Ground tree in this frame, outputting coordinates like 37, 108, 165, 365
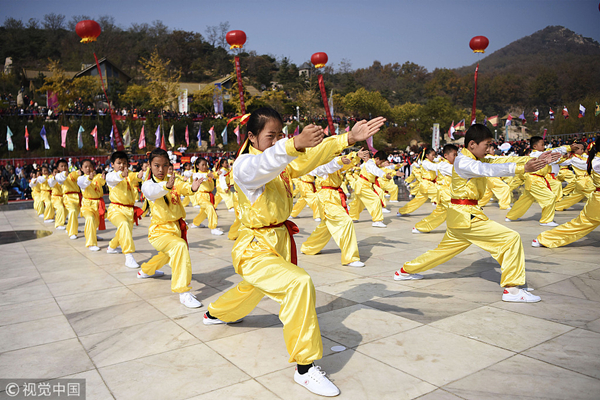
343, 88, 392, 118
37, 60, 75, 115
42, 13, 66, 31
120, 84, 151, 109
139, 48, 181, 111
71, 76, 102, 107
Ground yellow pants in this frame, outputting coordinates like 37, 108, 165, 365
508, 175, 525, 192
404, 218, 526, 287
349, 179, 383, 222
181, 195, 190, 207
107, 204, 135, 254
538, 192, 600, 248
301, 189, 360, 264
379, 179, 399, 202
479, 177, 512, 209
41, 191, 54, 221
33, 193, 44, 216
557, 168, 575, 183
415, 186, 450, 233
214, 187, 234, 210
51, 196, 66, 227
228, 193, 241, 241
208, 225, 322, 365
192, 193, 217, 229
549, 176, 562, 202
141, 222, 191, 293
63, 194, 80, 237
398, 180, 437, 215
81, 198, 100, 247
291, 181, 322, 219
555, 176, 594, 211
506, 178, 556, 223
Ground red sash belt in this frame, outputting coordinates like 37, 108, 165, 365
111, 201, 144, 226
85, 197, 106, 230
52, 194, 63, 197
262, 220, 300, 265
301, 180, 316, 193
322, 186, 348, 213
596, 188, 600, 192
199, 190, 215, 206
531, 174, 552, 190
423, 178, 437, 183
360, 175, 385, 207
178, 218, 188, 247
64, 191, 83, 207
451, 199, 478, 206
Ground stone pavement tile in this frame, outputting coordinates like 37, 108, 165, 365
443, 354, 600, 400
256, 290, 357, 316
317, 276, 416, 304
0, 274, 45, 292
583, 317, 600, 334
0, 315, 76, 353
0, 298, 62, 326
257, 350, 436, 400
80, 319, 200, 368
492, 291, 600, 329
578, 267, 600, 281
0, 338, 94, 379
300, 262, 362, 287
430, 306, 574, 352
46, 273, 124, 297
186, 379, 280, 400
40, 265, 108, 283
0, 283, 53, 307
318, 304, 422, 348
540, 276, 600, 302
98, 344, 249, 400
60, 369, 114, 400
127, 276, 180, 299
542, 245, 600, 264
523, 328, 600, 379
415, 389, 464, 400
364, 289, 482, 324
65, 300, 167, 336
146, 285, 222, 319
357, 325, 514, 387
524, 256, 599, 276
420, 276, 506, 305
33, 254, 100, 273
55, 286, 142, 314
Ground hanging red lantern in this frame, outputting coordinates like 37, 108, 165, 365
75, 20, 102, 43
311, 52, 328, 69
469, 36, 489, 53
226, 30, 247, 49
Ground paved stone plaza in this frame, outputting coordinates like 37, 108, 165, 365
0, 197, 599, 399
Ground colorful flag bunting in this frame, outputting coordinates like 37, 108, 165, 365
25, 126, 29, 151
197, 123, 202, 143
366, 135, 376, 154
6, 126, 14, 151
579, 104, 586, 118
455, 119, 465, 131
549, 109, 555, 121
90, 126, 98, 149
533, 109, 539, 123
209, 126, 215, 146
595, 102, 599, 117
221, 126, 228, 145
185, 126, 189, 146
168, 125, 175, 147
123, 127, 131, 148
154, 126, 161, 147
448, 121, 455, 140
110, 126, 115, 150
138, 126, 146, 149
488, 115, 499, 127
40, 126, 50, 149
61, 126, 69, 148
234, 125, 240, 145
505, 115, 512, 127
294, 125, 300, 136
77, 126, 84, 149
562, 106, 569, 119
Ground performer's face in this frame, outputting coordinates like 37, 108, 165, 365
113, 158, 128, 173
150, 156, 170, 180
444, 150, 458, 165
57, 162, 68, 172
468, 138, 492, 159
249, 119, 284, 152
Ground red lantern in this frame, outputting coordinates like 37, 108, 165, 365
469, 36, 489, 53
76, 20, 101, 43
311, 52, 328, 69
226, 30, 247, 49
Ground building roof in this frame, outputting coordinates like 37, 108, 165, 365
299, 62, 312, 70
22, 69, 78, 80
74, 57, 131, 81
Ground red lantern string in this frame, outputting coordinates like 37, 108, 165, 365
317, 75, 335, 135
92, 53, 124, 151
234, 56, 246, 115
471, 63, 479, 125
226, 30, 247, 115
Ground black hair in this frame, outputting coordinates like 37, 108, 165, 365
530, 136, 544, 148
147, 148, 171, 205
111, 151, 129, 164
194, 157, 208, 168
373, 150, 388, 161
464, 124, 493, 148
424, 148, 436, 157
81, 159, 95, 168
243, 107, 284, 154
442, 144, 459, 155
56, 159, 68, 168
587, 136, 599, 175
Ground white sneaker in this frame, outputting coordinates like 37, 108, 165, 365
211, 228, 224, 236
56, 226, 66, 230
88, 246, 100, 252
44, 219, 54, 223
294, 365, 340, 397
382, 208, 391, 214
180, 292, 203, 308
394, 270, 424, 280
372, 221, 386, 228
194, 205, 201, 208
385, 194, 390, 198
389, 200, 399, 203
397, 212, 405, 217
125, 254, 140, 269
432, 202, 437, 207
96, 236, 104, 241
69, 235, 78, 240
199, 223, 207, 228
202, 312, 243, 325
107, 246, 122, 254
188, 223, 198, 229
502, 288, 541, 303
540, 221, 559, 227
504, 218, 521, 222
228, 208, 235, 212
314, 218, 322, 222
345, 261, 365, 268
39, 214, 44, 218
137, 270, 165, 279
288, 216, 294, 220
412, 227, 421, 234
531, 239, 544, 248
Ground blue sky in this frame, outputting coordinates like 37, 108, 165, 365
2, 0, 599, 72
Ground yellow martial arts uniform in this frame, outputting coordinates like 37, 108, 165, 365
49, 175, 65, 228
555, 154, 594, 211
214, 167, 235, 210
557, 165, 575, 198
57, 171, 82, 237
397, 159, 439, 215
38, 175, 55, 221
106, 171, 141, 254
140, 176, 196, 293
405, 165, 421, 196
537, 155, 600, 248
227, 191, 241, 240
414, 158, 453, 233
192, 172, 218, 229
379, 166, 399, 203
403, 148, 530, 287
301, 154, 360, 265
478, 176, 512, 209
78, 174, 106, 248
30, 178, 44, 216
208, 134, 349, 365
349, 159, 385, 222
290, 174, 322, 219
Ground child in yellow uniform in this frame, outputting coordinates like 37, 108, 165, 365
48, 166, 66, 229
29, 171, 44, 217
555, 144, 594, 211
349, 151, 391, 226
37, 166, 55, 223
397, 149, 439, 216
478, 144, 513, 210
188, 158, 222, 235
77, 160, 106, 251
301, 150, 365, 267
205, 108, 385, 397
533, 140, 599, 248
379, 162, 401, 204
55, 161, 82, 239
106, 151, 145, 269
394, 124, 560, 303
137, 149, 203, 308
214, 159, 235, 211
290, 173, 323, 221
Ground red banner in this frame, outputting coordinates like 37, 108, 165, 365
234, 56, 246, 115
317, 75, 335, 135
93, 53, 125, 151
471, 63, 479, 125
